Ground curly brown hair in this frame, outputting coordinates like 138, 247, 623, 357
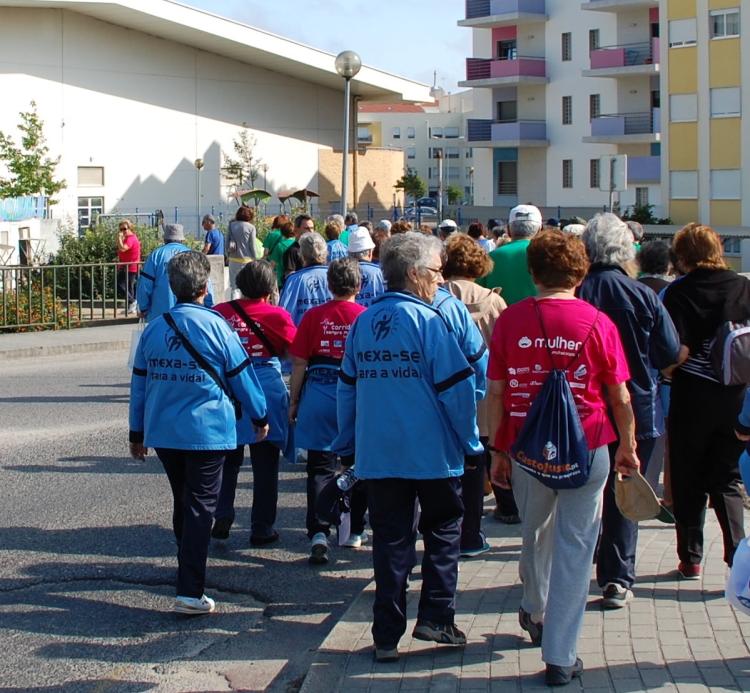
527, 230, 589, 289
236, 206, 255, 223
672, 222, 727, 271
443, 233, 492, 280
391, 220, 412, 234
271, 214, 290, 230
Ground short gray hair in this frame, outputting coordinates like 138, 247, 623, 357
299, 231, 328, 265
168, 251, 210, 302
348, 249, 371, 261
509, 219, 540, 239
326, 214, 345, 231
380, 231, 443, 291
583, 213, 636, 266
328, 258, 361, 297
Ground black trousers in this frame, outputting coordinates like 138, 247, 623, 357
216, 441, 280, 539
481, 437, 518, 517
367, 477, 463, 648
461, 452, 486, 551
307, 450, 368, 538
156, 448, 225, 598
117, 268, 137, 303
668, 373, 746, 566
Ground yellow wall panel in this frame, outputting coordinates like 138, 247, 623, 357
669, 47, 698, 92
709, 39, 741, 87
669, 200, 700, 225
710, 119, 741, 168
710, 0, 741, 9
710, 201, 741, 226
669, 123, 698, 169
727, 256, 741, 271
668, 0, 696, 19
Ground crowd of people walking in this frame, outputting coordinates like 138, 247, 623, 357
127, 204, 750, 686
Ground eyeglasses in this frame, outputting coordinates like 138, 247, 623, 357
424, 265, 444, 277
119, 226, 128, 231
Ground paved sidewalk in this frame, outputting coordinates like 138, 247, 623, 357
301, 502, 750, 692
0, 322, 135, 359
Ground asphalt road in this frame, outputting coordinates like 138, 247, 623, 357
0, 351, 374, 692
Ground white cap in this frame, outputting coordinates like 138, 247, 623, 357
375, 219, 392, 232
438, 219, 458, 231
509, 204, 542, 226
348, 227, 375, 253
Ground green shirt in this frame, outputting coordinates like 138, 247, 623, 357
478, 239, 537, 305
268, 237, 295, 287
263, 229, 281, 251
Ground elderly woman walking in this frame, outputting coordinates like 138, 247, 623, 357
334, 232, 482, 663
488, 230, 637, 685
279, 232, 332, 325
129, 251, 268, 614
663, 223, 750, 577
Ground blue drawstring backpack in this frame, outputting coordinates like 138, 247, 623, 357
511, 302, 599, 490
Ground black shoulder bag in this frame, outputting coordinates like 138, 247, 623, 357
163, 312, 242, 419
229, 300, 280, 357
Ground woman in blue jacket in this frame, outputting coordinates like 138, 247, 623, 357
129, 251, 268, 615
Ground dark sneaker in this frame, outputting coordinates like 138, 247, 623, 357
678, 562, 702, 580
518, 607, 543, 645
460, 541, 491, 558
493, 508, 521, 524
545, 658, 583, 686
412, 620, 466, 645
211, 517, 233, 540
601, 582, 633, 609
374, 646, 399, 662
250, 531, 279, 547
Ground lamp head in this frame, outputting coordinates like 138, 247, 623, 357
335, 50, 362, 79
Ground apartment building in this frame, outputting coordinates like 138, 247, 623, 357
662, 1, 746, 229
357, 91, 475, 203
459, 0, 661, 216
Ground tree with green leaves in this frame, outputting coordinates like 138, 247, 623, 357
445, 185, 463, 206
394, 168, 426, 208
0, 101, 66, 203
223, 123, 263, 192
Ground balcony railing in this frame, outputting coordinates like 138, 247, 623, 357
465, 0, 546, 20
468, 118, 547, 143
465, 56, 546, 81
591, 110, 660, 137
589, 38, 659, 69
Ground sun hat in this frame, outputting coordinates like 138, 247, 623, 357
347, 227, 375, 253
163, 223, 185, 241
615, 469, 674, 523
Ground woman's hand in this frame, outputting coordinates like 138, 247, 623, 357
130, 442, 148, 461
490, 451, 512, 489
614, 444, 640, 476
255, 424, 270, 442
288, 401, 298, 423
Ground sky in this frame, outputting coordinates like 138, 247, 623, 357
181, 0, 470, 93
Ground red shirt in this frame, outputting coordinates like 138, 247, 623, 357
487, 297, 630, 452
289, 300, 365, 361
117, 233, 141, 272
214, 299, 297, 358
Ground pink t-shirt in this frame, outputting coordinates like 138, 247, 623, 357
213, 299, 297, 358
289, 300, 365, 361
117, 233, 141, 272
487, 297, 630, 452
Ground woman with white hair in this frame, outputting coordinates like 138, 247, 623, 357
279, 231, 331, 325
579, 213, 682, 608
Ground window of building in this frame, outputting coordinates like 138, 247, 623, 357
78, 197, 104, 229
562, 32, 572, 61
497, 39, 517, 61
497, 100, 518, 122
635, 187, 649, 208
562, 159, 573, 188
445, 147, 460, 159
392, 127, 401, 139
357, 126, 372, 143
589, 94, 601, 121
711, 169, 741, 199
466, 148, 473, 159
428, 167, 437, 179
429, 147, 443, 158
406, 126, 415, 139
724, 237, 741, 254
562, 96, 572, 125
430, 127, 443, 138
670, 171, 698, 199
446, 166, 460, 178
711, 87, 741, 117
77, 166, 104, 187
406, 146, 416, 160
444, 126, 460, 138
590, 159, 600, 189
669, 93, 698, 122
668, 18, 697, 47
497, 161, 518, 195
710, 9, 740, 39
589, 29, 600, 52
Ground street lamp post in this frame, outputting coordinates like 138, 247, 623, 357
436, 149, 444, 221
194, 158, 204, 235
469, 166, 475, 206
335, 50, 362, 217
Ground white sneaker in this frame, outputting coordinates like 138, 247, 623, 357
174, 594, 216, 615
341, 530, 369, 548
310, 532, 329, 565
128, 301, 138, 315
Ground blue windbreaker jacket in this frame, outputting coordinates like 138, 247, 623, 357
333, 291, 482, 479
356, 261, 387, 308
129, 303, 267, 450
136, 243, 214, 321
279, 264, 332, 325
433, 286, 488, 401
327, 239, 348, 262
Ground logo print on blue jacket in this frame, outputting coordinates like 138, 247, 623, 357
166, 332, 182, 352
306, 277, 323, 293
372, 310, 395, 342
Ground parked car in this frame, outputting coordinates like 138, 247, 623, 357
404, 206, 438, 221
415, 197, 437, 208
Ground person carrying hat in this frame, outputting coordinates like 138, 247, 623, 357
347, 226, 386, 308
